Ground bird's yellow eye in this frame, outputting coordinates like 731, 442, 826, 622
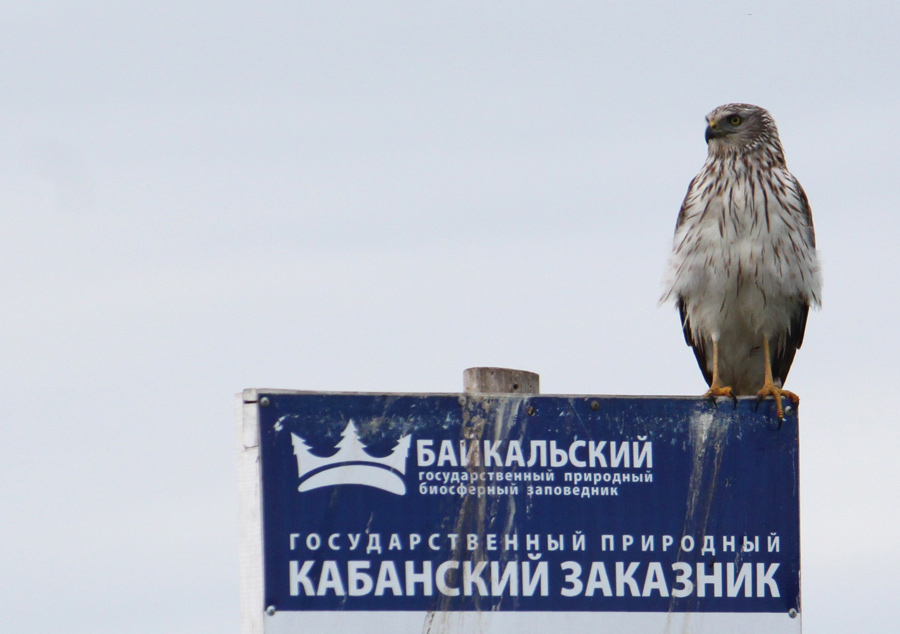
729, 115, 742, 126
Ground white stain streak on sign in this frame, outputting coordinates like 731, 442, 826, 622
237, 369, 802, 634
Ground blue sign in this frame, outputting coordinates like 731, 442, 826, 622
255, 393, 800, 627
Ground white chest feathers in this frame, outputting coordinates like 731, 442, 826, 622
663, 159, 821, 339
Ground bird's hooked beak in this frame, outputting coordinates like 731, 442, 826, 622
705, 119, 725, 143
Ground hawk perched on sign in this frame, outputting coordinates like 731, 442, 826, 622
662, 104, 821, 418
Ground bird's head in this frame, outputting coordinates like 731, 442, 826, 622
705, 103, 783, 158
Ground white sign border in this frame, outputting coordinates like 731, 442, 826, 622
264, 610, 800, 634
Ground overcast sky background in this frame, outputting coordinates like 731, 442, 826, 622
2, 2, 898, 632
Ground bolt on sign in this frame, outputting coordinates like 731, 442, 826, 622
237, 390, 801, 633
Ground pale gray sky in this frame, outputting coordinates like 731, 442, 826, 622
1, 2, 898, 632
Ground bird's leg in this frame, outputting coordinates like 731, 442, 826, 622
703, 338, 734, 400
756, 337, 799, 420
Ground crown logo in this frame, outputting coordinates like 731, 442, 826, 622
290, 421, 412, 495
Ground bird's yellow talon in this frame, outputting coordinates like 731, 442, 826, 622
756, 382, 799, 419
704, 385, 734, 399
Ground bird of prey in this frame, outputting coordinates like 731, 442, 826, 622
662, 104, 821, 419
